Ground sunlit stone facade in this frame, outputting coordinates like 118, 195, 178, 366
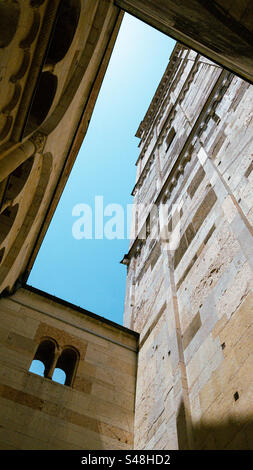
122, 43, 253, 450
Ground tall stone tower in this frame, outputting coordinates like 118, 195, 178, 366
122, 43, 253, 450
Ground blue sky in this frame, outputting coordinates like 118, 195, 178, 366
28, 13, 175, 326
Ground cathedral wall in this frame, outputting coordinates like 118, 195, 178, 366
0, 287, 138, 449
125, 46, 253, 449
180, 73, 253, 450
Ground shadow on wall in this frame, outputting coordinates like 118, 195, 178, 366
176, 401, 253, 450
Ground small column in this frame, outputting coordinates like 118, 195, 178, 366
46, 349, 61, 380
0, 132, 46, 182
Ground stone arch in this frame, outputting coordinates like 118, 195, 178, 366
0, 2, 21, 48
46, 0, 81, 65
30, 337, 58, 377
10, 50, 30, 83
54, 346, 79, 386
40, 1, 110, 135
0, 116, 13, 142
3, 155, 35, 204
0, 248, 5, 264
0, 204, 19, 245
0, 152, 52, 287
19, 9, 41, 49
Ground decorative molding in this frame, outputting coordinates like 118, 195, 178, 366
157, 55, 200, 147
136, 43, 184, 140
135, 47, 184, 166
136, 47, 191, 159
125, 70, 233, 263
30, 131, 47, 153
0, 4, 42, 144
159, 71, 233, 206
132, 152, 155, 196
132, 52, 200, 196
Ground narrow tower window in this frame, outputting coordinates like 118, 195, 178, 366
166, 127, 176, 152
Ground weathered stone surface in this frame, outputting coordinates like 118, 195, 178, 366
0, 287, 138, 450
0, 0, 123, 295
124, 43, 253, 450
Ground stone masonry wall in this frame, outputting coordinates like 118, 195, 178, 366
124, 45, 253, 450
0, 287, 138, 450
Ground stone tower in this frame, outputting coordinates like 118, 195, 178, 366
122, 43, 253, 449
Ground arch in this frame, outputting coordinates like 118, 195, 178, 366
0, 115, 13, 142
32, 338, 56, 377
19, 10, 40, 49
46, 0, 80, 65
40, 1, 110, 135
0, 153, 52, 288
54, 347, 79, 386
0, 2, 20, 48
24, 72, 57, 135
3, 156, 35, 203
10, 50, 30, 82
0, 204, 19, 245
2, 83, 22, 114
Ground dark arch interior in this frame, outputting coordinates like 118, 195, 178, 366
34, 339, 56, 377
4, 156, 34, 202
46, 0, 80, 65
24, 72, 58, 135
30, 0, 46, 7
0, 248, 5, 264
0, 3, 20, 48
0, 204, 19, 245
55, 348, 78, 386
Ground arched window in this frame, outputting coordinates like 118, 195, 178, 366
30, 339, 56, 378
29, 340, 79, 387
53, 347, 79, 386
